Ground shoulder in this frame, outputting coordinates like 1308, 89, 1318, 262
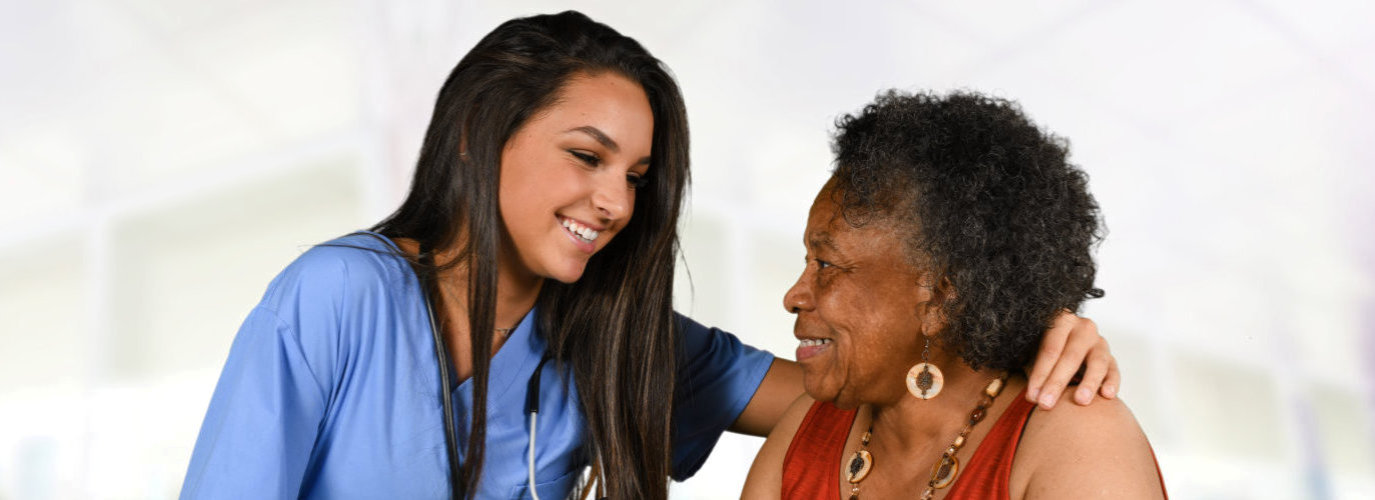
263, 232, 414, 307
1021, 389, 1144, 444
673, 312, 772, 359
742, 393, 817, 499
673, 313, 775, 378
238, 233, 417, 385
251, 232, 418, 353
1012, 390, 1165, 499
288, 232, 411, 288
771, 392, 819, 448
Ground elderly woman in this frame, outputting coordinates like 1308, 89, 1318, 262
743, 91, 1166, 499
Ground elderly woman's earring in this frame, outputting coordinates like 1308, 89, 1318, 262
906, 336, 944, 399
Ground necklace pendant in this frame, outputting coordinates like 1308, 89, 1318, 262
846, 449, 873, 484
930, 454, 960, 489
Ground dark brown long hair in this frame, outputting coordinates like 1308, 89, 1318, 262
370, 11, 688, 499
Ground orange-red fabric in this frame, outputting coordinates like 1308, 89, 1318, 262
942, 393, 1037, 499
780, 400, 856, 499
778, 390, 1168, 499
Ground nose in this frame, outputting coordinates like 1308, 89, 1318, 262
783, 266, 814, 314
591, 172, 632, 222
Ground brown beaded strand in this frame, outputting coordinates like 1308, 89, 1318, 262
845, 374, 1008, 500
845, 428, 872, 500
920, 374, 1007, 499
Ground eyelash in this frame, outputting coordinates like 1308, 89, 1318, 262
807, 257, 834, 270
570, 150, 601, 167
571, 150, 650, 190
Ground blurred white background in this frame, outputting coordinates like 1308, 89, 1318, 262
2, 0, 1372, 498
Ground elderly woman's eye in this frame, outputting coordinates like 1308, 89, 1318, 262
816, 259, 833, 269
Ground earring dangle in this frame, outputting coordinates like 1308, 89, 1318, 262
906, 336, 944, 399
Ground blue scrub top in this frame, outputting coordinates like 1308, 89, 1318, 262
180, 232, 775, 499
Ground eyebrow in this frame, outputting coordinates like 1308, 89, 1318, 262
566, 126, 620, 153
807, 231, 837, 251
565, 126, 652, 166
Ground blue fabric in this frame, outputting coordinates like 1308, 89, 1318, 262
180, 232, 775, 499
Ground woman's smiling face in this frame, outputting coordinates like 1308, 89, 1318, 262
783, 180, 937, 408
497, 71, 654, 284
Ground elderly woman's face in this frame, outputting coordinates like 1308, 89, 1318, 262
783, 180, 935, 408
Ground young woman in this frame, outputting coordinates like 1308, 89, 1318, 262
180, 11, 1118, 500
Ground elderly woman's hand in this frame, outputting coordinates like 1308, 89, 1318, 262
1025, 311, 1118, 409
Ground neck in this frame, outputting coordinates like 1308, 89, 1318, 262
395, 236, 543, 329
394, 236, 542, 382
432, 244, 543, 331
490, 255, 543, 329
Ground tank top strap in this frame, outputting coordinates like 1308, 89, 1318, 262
945, 388, 1037, 499
781, 400, 858, 500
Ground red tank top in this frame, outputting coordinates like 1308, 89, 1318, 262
779, 390, 1167, 499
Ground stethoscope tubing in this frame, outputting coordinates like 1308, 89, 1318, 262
416, 243, 552, 499
359, 231, 589, 500
416, 250, 465, 499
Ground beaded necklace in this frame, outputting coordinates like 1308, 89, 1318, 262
845, 374, 1009, 499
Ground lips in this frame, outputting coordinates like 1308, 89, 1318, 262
795, 337, 833, 362
558, 216, 604, 253
561, 217, 602, 241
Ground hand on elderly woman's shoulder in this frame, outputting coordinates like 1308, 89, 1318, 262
1025, 311, 1121, 410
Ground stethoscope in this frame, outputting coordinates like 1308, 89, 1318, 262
413, 246, 607, 500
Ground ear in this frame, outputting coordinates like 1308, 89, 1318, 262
917, 274, 957, 337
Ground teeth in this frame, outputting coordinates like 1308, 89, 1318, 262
799, 338, 832, 348
561, 218, 600, 242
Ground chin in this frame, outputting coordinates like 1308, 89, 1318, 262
545, 262, 590, 284
802, 376, 838, 407
804, 376, 864, 410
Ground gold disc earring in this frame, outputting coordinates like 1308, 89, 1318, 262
905, 336, 944, 399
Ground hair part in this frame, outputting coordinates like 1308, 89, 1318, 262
830, 89, 1104, 373
371, 11, 688, 498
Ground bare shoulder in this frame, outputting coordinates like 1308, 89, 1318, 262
741, 392, 817, 499
1022, 388, 1145, 442
1012, 390, 1166, 499
765, 391, 818, 449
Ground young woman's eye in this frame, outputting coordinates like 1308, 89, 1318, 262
626, 172, 649, 189
570, 150, 601, 166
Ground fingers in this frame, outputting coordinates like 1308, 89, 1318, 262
1025, 311, 1076, 405
1100, 357, 1120, 399
1072, 341, 1112, 405
1035, 339, 1092, 409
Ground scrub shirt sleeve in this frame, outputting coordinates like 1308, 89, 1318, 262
670, 313, 775, 481
180, 251, 347, 499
